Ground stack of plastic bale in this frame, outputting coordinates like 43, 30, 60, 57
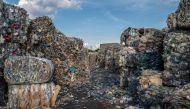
138, 70, 168, 108
26, 16, 85, 86
58, 37, 84, 84
164, 0, 190, 87
97, 50, 106, 68
4, 56, 61, 109
161, 0, 190, 108
76, 48, 89, 73
138, 28, 164, 70
119, 46, 139, 89
105, 46, 120, 72
74, 47, 89, 81
121, 28, 164, 70
167, 0, 190, 29
137, 29, 165, 107
119, 28, 141, 101
120, 27, 140, 48
120, 27, 165, 106
0, 2, 29, 59
98, 43, 121, 72
26, 16, 60, 58
88, 51, 98, 71
104, 47, 114, 70
65, 37, 84, 70
163, 31, 190, 86
113, 47, 121, 72
0, 1, 29, 106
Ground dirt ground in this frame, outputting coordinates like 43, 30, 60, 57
54, 69, 125, 109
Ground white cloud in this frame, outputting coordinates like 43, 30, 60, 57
84, 42, 89, 47
84, 42, 100, 50
18, 0, 81, 18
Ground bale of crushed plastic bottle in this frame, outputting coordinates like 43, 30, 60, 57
120, 28, 164, 71
139, 51, 164, 71
7, 83, 61, 109
0, 2, 29, 45
26, 16, 86, 86
0, 1, 29, 72
139, 70, 162, 90
4, 56, 54, 84
163, 31, 190, 86
120, 28, 164, 53
120, 27, 140, 48
167, 0, 190, 29
30, 84, 41, 109
119, 47, 138, 88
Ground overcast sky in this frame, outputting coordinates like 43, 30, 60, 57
5, 0, 179, 49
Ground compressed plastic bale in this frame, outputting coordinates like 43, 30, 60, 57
120, 28, 165, 71
88, 52, 98, 70
4, 56, 54, 84
120, 27, 140, 47
40, 83, 55, 109
7, 85, 19, 109
27, 16, 56, 46
26, 17, 86, 86
139, 70, 162, 90
167, 13, 177, 29
8, 83, 61, 109
167, 10, 190, 29
120, 28, 164, 53
119, 47, 138, 88
51, 85, 61, 107
102, 45, 121, 71
163, 31, 190, 86
30, 84, 41, 109
163, 70, 190, 87
139, 51, 164, 71
167, 0, 190, 29
0, 2, 29, 44
17, 85, 30, 109
139, 29, 164, 53
40, 83, 61, 108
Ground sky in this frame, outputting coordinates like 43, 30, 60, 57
5, 0, 179, 49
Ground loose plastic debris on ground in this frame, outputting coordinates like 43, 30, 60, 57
0, 0, 190, 109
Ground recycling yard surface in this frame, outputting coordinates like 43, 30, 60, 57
54, 69, 130, 109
